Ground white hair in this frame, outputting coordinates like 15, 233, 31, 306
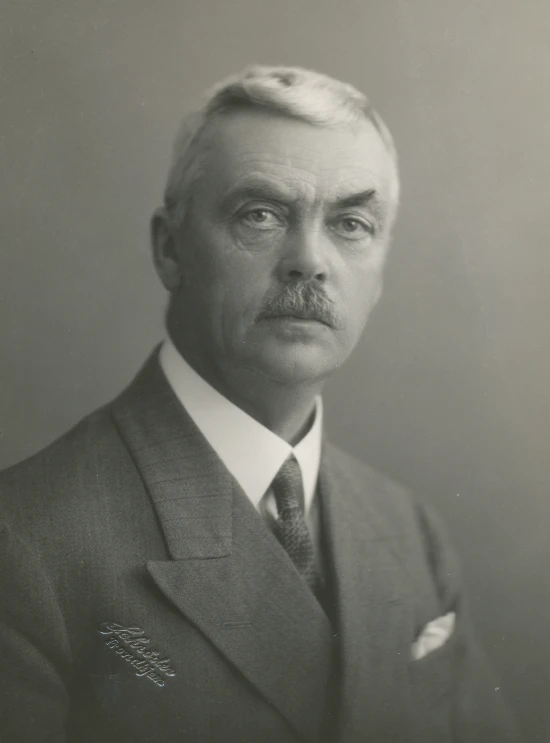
163, 65, 400, 226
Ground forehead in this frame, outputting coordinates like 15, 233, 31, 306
197, 108, 395, 206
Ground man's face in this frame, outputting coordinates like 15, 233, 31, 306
161, 108, 397, 387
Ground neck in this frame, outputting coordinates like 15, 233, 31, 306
219, 376, 321, 445
170, 339, 323, 445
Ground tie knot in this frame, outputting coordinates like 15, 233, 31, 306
271, 455, 304, 515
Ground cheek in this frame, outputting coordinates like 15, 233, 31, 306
342, 258, 384, 316
186, 236, 275, 334
219, 263, 273, 336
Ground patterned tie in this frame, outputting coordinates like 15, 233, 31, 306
271, 455, 320, 594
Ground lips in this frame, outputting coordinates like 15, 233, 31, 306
264, 312, 331, 326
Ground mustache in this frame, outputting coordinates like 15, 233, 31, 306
257, 282, 339, 328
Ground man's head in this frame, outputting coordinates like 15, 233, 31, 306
152, 65, 400, 393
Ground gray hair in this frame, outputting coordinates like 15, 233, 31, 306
163, 65, 400, 227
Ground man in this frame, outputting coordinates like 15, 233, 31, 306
0, 65, 521, 742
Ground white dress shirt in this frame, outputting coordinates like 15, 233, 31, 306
159, 338, 324, 569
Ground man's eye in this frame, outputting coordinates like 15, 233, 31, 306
240, 208, 280, 228
333, 217, 374, 239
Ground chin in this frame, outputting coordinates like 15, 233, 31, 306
250, 344, 342, 385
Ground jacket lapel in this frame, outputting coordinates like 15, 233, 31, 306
319, 444, 413, 741
111, 353, 335, 743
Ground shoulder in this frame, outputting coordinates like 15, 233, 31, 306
324, 441, 459, 583
324, 440, 417, 523
1, 402, 115, 483
0, 403, 129, 535
0, 350, 162, 513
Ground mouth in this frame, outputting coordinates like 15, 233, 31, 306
262, 313, 332, 328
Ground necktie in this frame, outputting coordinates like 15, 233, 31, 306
271, 455, 320, 594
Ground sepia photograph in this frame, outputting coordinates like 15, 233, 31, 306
1, 1, 548, 741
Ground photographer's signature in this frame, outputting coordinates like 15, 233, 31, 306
98, 622, 176, 687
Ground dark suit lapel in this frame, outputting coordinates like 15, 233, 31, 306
111, 354, 335, 743
319, 444, 413, 741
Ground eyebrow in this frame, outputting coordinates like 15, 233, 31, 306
225, 183, 379, 211
226, 183, 294, 207
332, 189, 377, 209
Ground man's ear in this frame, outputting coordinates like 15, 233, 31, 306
150, 207, 181, 291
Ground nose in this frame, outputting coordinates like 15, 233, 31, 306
277, 225, 329, 283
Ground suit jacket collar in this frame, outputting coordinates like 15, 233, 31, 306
112, 350, 414, 742
111, 351, 336, 743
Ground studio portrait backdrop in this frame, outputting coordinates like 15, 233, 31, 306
1, 1, 548, 740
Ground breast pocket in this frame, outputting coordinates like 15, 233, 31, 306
409, 619, 460, 704
407, 624, 461, 743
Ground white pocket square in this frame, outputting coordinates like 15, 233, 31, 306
411, 611, 456, 661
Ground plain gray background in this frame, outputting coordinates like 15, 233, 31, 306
1, 1, 548, 740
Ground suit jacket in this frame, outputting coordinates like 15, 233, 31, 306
0, 352, 521, 743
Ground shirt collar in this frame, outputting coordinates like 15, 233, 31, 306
159, 338, 323, 514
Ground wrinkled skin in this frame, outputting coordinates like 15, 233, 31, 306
152, 107, 397, 437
